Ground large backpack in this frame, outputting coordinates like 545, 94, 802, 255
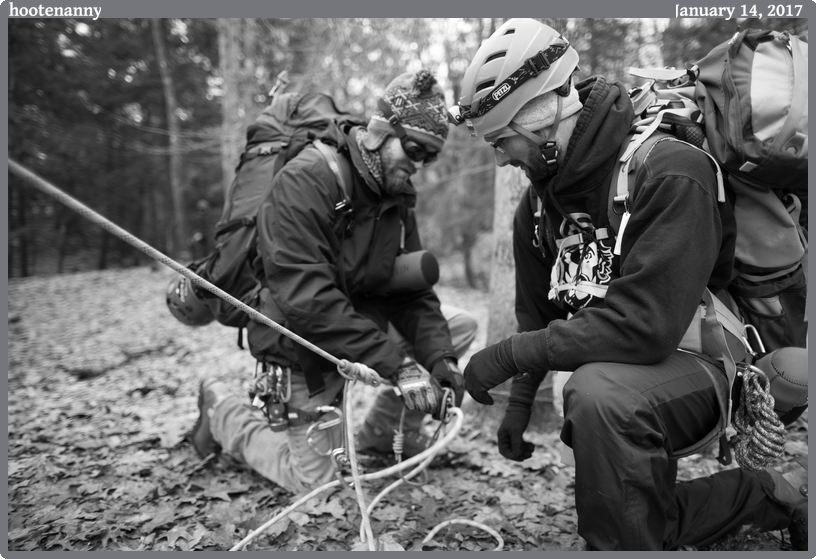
188, 87, 364, 332
610, 28, 808, 357
579, 28, 807, 461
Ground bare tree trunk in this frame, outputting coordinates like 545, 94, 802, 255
218, 18, 244, 194
151, 18, 189, 261
463, 165, 559, 435
17, 184, 29, 277
57, 220, 68, 274
461, 232, 477, 289
98, 229, 109, 270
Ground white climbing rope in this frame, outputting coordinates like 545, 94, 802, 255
230, 407, 466, 551
11, 160, 499, 552
8, 159, 384, 389
423, 519, 505, 550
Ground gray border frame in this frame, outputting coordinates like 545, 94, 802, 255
4, 1, 811, 557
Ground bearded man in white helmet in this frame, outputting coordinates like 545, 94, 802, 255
453, 18, 807, 551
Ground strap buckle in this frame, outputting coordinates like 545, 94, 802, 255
523, 41, 568, 75
612, 194, 629, 215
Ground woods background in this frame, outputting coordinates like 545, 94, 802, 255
8, 17, 808, 284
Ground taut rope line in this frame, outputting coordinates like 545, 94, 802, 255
8, 159, 381, 386
11, 159, 503, 551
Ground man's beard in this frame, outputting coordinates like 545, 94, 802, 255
380, 148, 417, 199
522, 144, 553, 183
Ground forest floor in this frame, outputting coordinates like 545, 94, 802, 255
7, 265, 808, 551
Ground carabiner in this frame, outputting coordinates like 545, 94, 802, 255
272, 364, 292, 403
330, 447, 354, 489
437, 387, 454, 423
305, 406, 344, 456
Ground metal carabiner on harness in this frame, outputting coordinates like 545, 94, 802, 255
330, 447, 355, 489
251, 362, 292, 432
305, 405, 343, 456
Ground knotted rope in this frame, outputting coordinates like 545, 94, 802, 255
732, 365, 786, 471
11, 159, 500, 551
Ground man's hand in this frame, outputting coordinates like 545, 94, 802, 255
497, 402, 535, 461
463, 337, 519, 405
431, 358, 465, 408
394, 357, 444, 417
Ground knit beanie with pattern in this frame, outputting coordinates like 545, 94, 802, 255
362, 69, 450, 152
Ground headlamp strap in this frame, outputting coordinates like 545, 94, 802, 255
454, 37, 570, 123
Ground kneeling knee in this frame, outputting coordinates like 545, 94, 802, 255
563, 363, 631, 422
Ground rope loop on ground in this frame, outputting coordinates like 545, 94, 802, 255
733, 366, 786, 472
422, 519, 505, 551
9, 160, 501, 553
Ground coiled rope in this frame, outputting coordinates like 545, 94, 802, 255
732, 365, 786, 471
11, 160, 500, 551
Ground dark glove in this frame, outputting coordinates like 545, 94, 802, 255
497, 369, 548, 461
431, 357, 465, 408
394, 357, 444, 417
498, 402, 534, 461
463, 337, 519, 405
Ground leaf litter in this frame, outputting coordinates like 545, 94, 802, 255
8, 266, 807, 551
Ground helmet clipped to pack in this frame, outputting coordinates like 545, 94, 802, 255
449, 18, 580, 140
165, 273, 215, 327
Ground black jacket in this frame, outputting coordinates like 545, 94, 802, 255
246, 121, 455, 392
510, 76, 737, 374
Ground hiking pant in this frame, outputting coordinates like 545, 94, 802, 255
210, 304, 478, 495
560, 350, 791, 550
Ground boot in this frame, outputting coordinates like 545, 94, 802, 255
765, 455, 808, 551
187, 378, 228, 458
356, 422, 433, 461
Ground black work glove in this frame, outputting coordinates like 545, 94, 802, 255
463, 337, 519, 405
497, 369, 547, 461
498, 403, 534, 461
431, 357, 465, 408
394, 357, 444, 418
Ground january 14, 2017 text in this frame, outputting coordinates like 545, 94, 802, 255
675, 4, 803, 19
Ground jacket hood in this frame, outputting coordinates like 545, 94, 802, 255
541, 76, 634, 207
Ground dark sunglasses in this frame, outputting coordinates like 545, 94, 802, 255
490, 137, 508, 154
399, 137, 438, 166
377, 98, 439, 166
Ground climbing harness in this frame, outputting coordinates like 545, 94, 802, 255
10, 159, 501, 551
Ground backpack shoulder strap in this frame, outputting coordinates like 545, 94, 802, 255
313, 139, 354, 205
606, 131, 666, 254
607, 130, 723, 256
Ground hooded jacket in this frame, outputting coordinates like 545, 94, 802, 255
245, 120, 456, 394
510, 76, 737, 373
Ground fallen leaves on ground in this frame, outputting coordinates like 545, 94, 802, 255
8, 266, 807, 551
